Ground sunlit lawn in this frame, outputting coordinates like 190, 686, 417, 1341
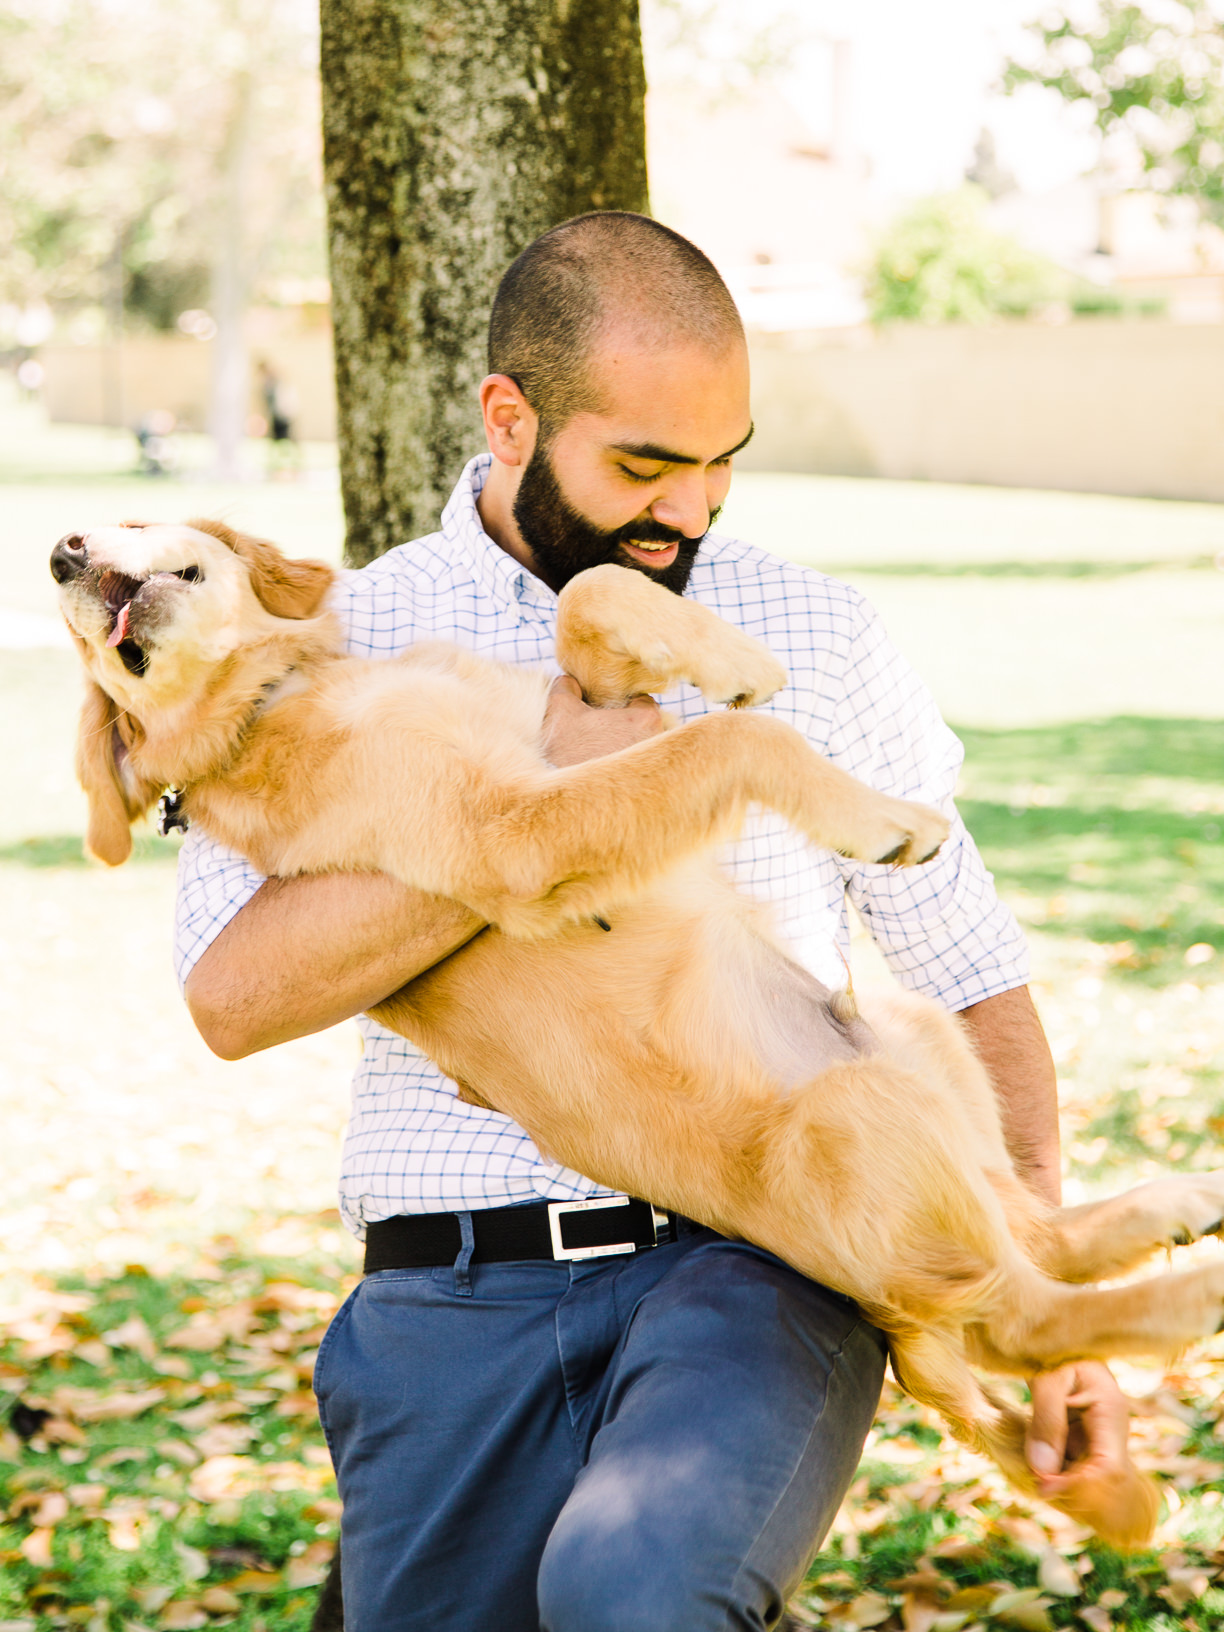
3, 381, 1224, 1629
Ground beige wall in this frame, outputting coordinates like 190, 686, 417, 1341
40, 334, 337, 442
40, 320, 1224, 501
738, 320, 1224, 503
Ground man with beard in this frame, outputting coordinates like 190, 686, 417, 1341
180, 212, 1127, 1632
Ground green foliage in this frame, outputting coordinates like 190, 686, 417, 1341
866, 187, 1069, 324
1005, 0, 1224, 222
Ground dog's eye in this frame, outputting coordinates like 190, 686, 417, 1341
174, 566, 203, 583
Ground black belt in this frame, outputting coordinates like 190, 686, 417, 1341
364, 1195, 674, 1273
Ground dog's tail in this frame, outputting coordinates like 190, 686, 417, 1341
887, 1328, 1159, 1550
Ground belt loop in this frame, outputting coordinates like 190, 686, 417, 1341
453, 1211, 476, 1296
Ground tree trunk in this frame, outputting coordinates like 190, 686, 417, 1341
319, 0, 649, 567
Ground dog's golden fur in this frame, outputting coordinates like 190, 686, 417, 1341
57, 517, 1224, 1548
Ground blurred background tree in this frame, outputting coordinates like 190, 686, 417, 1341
0, 0, 324, 474
1004, 0, 1224, 224
865, 186, 1164, 326
865, 186, 1068, 323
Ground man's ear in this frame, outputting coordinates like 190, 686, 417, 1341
75, 683, 159, 865
188, 516, 334, 619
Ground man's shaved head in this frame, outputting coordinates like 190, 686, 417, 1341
488, 212, 744, 430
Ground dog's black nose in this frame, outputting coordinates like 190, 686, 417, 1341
50, 534, 89, 584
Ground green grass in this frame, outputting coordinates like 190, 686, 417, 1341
957, 717, 1224, 980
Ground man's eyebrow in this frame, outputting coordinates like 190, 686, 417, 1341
610, 423, 755, 467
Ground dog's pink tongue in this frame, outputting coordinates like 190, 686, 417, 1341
106, 602, 132, 648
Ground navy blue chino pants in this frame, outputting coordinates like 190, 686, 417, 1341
313, 1223, 886, 1631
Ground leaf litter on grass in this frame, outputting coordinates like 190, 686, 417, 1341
0, 1218, 353, 1631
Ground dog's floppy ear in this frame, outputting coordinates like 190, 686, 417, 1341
75, 682, 160, 866
188, 516, 334, 619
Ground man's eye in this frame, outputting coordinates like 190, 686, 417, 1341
619, 465, 661, 484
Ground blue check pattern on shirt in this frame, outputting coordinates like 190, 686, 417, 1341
175, 455, 1028, 1234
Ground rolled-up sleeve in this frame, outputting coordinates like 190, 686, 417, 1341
826, 588, 1029, 1011
173, 826, 267, 992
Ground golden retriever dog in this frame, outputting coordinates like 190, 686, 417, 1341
54, 518, 1224, 1547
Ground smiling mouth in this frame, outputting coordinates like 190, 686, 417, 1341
623, 539, 680, 559
97, 570, 150, 676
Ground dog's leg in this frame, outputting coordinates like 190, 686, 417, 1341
556, 563, 789, 708
972, 1254, 1224, 1376
889, 1331, 1159, 1550
1036, 1173, 1224, 1283
436, 711, 948, 935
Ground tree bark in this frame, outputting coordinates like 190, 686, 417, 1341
319, 0, 649, 567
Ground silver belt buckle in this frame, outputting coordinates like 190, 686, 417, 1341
547, 1195, 642, 1262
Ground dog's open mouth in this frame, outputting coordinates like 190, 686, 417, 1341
98, 570, 151, 677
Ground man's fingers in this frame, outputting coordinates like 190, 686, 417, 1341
1027, 1367, 1073, 1478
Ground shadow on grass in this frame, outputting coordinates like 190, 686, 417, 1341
955, 717, 1224, 981
0, 833, 182, 867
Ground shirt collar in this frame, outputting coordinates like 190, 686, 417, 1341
441, 453, 558, 617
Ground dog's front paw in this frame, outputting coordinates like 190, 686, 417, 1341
841, 798, 950, 867
681, 624, 788, 709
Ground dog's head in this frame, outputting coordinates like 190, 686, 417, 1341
51, 518, 335, 864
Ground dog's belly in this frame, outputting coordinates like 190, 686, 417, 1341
373, 867, 875, 1217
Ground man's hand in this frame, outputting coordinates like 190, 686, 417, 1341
543, 675, 665, 767
1026, 1361, 1159, 1547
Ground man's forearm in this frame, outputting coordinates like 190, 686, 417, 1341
957, 985, 1061, 1205
183, 682, 665, 1061
185, 872, 483, 1060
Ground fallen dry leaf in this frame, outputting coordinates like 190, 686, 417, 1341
28, 1490, 68, 1528
154, 1437, 200, 1468
1077, 1608, 1112, 1632
55, 1386, 165, 1422
945, 1585, 1004, 1615
198, 1588, 242, 1614
172, 1399, 247, 1430
217, 1568, 283, 1594
1159, 1566, 1211, 1610
194, 1422, 257, 1457
1037, 1549, 1081, 1597
102, 1314, 157, 1361
18, 1527, 53, 1567
283, 1536, 335, 1591
991, 1592, 1055, 1632
164, 1302, 255, 1351
900, 1590, 944, 1632
157, 1603, 207, 1631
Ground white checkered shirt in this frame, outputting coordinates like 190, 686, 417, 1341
175, 455, 1028, 1234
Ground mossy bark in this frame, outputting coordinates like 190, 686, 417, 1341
319, 0, 649, 566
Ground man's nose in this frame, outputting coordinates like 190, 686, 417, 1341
650, 479, 709, 539
50, 533, 90, 583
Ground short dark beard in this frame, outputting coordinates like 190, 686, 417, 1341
512, 434, 716, 596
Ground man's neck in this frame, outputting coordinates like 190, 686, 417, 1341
476, 458, 541, 579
